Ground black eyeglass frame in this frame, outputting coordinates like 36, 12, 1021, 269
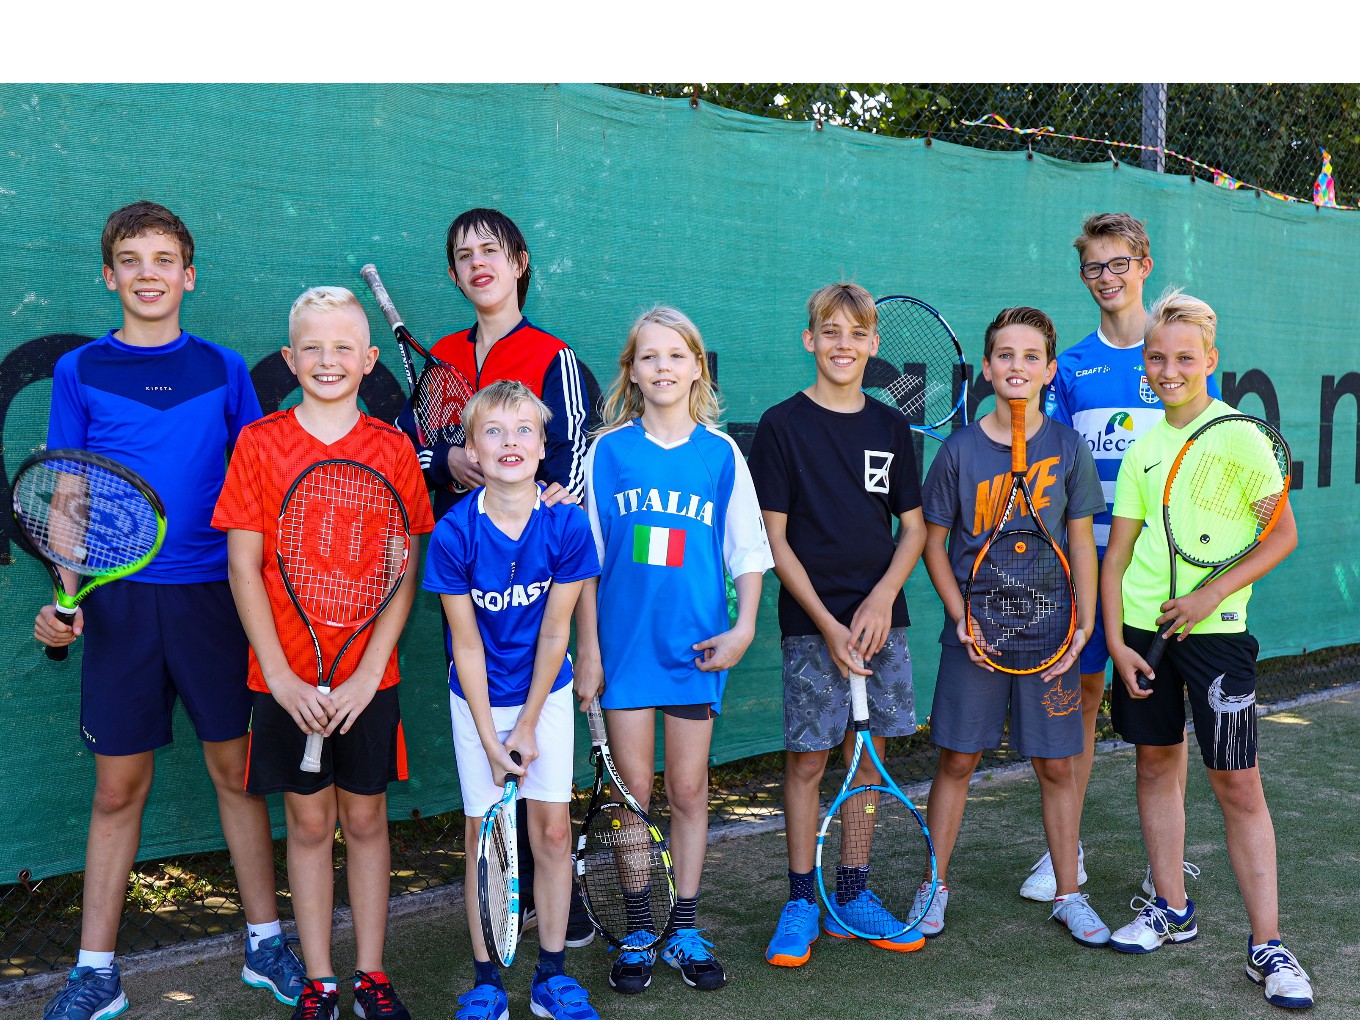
1079, 256, 1147, 280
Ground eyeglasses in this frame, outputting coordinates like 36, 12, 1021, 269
1079, 256, 1146, 280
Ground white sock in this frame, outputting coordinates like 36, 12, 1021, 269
247, 920, 283, 951
77, 949, 115, 970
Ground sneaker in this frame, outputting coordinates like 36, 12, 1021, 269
564, 900, 596, 949
1247, 939, 1314, 1010
660, 928, 727, 990
41, 965, 128, 1020
824, 890, 926, 952
1109, 896, 1198, 954
456, 983, 510, 1020
291, 980, 340, 1020
352, 971, 410, 1019
607, 939, 656, 994
530, 973, 600, 1020
1020, 842, 1086, 902
913, 883, 949, 938
242, 933, 307, 1006
521, 904, 539, 934
765, 899, 820, 967
1050, 892, 1111, 947
1142, 860, 1201, 899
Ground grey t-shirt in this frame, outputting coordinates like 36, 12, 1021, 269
922, 416, 1104, 644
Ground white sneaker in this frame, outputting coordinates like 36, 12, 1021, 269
1019, 842, 1086, 902
1050, 892, 1110, 947
1247, 939, 1314, 1010
1142, 860, 1201, 898
912, 882, 948, 938
1109, 896, 1198, 954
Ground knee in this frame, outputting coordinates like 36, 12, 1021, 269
1032, 757, 1074, 785
665, 775, 709, 816
533, 818, 573, 858
288, 812, 338, 849
937, 749, 981, 782
91, 776, 151, 817
1134, 748, 1181, 784
786, 750, 829, 786
339, 805, 387, 845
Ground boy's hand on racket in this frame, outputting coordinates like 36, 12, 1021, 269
34, 604, 83, 648
323, 672, 380, 737
1109, 641, 1154, 699
819, 620, 870, 679
446, 445, 485, 490
267, 671, 336, 734
573, 655, 603, 708
499, 725, 537, 775
693, 621, 755, 672
848, 588, 894, 660
1040, 628, 1087, 683
956, 615, 994, 670
1155, 585, 1224, 643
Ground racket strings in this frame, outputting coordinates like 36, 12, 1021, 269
822, 786, 932, 937
14, 460, 161, 573
872, 302, 965, 427
414, 363, 474, 445
481, 807, 517, 957
1168, 424, 1288, 564
278, 464, 408, 627
970, 531, 1073, 668
579, 805, 672, 942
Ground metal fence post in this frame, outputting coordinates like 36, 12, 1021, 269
1142, 83, 1167, 172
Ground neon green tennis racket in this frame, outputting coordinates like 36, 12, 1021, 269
11, 449, 167, 661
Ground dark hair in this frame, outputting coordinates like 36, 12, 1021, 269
101, 201, 194, 268
446, 208, 532, 310
983, 306, 1059, 362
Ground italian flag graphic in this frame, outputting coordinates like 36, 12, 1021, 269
633, 524, 686, 567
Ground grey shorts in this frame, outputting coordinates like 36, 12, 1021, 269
782, 629, 916, 753
930, 642, 1083, 759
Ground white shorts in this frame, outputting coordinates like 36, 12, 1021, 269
451, 683, 575, 817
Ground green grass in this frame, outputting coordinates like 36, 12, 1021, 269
20, 694, 1359, 1019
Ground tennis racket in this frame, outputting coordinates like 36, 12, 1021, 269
478, 749, 524, 967
360, 262, 475, 448
964, 398, 1078, 675
274, 459, 411, 773
867, 295, 968, 442
815, 652, 938, 941
1135, 414, 1291, 691
11, 449, 166, 662
574, 697, 677, 951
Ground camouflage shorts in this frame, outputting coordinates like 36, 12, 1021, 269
781, 628, 916, 753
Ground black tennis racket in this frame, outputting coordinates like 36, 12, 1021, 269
867, 295, 968, 443
815, 653, 938, 942
574, 697, 677, 951
274, 459, 411, 773
1135, 414, 1291, 690
964, 399, 1078, 675
360, 263, 475, 448
478, 749, 524, 967
11, 449, 167, 661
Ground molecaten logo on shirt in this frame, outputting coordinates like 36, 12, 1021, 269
864, 450, 893, 494
471, 580, 553, 612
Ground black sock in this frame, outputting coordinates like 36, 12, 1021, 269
534, 948, 565, 985
673, 894, 699, 930
624, 887, 653, 933
788, 869, 816, 904
473, 959, 503, 990
835, 865, 869, 905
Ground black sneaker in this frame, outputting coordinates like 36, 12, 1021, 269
660, 928, 727, 991
291, 981, 340, 1020
607, 941, 655, 995
565, 888, 596, 948
352, 971, 409, 1020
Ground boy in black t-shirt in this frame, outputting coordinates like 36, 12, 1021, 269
747, 283, 928, 967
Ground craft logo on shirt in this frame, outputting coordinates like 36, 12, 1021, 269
1138, 373, 1159, 404
471, 580, 553, 612
864, 450, 893, 494
1074, 365, 1110, 378
633, 524, 685, 567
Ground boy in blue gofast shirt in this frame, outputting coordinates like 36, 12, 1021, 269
423, 380, 601, 1020
34, 202, 302, 1020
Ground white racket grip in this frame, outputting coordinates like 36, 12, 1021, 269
587, 697, 608, 746
299, 683, 331, 774
849, 651, 870, 726
359, 264, 404, 330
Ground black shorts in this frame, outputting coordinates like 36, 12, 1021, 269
1111, 626, 1260, 771
245, 686, 408, 796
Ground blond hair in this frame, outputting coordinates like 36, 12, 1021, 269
1145, 287, 1217, 351
462, 379, 552, 438
806, 282, 876, 333
1073, 212, 1151, 262
595, 306, 721, 434
288, 286, 366, 342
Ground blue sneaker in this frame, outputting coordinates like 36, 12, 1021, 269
765, 899, 820, 967
660, 928, 727, 990
242, 933, 307, 1005
42, 965, 128, 1020
456, 983, 509, 1020
824, 890, 925, 952
530, 974, 600, 1020
607, 936, 656, 995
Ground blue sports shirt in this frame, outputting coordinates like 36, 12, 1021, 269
47, 330, 262, 582
422, 487, 600, 706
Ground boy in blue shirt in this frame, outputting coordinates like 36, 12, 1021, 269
33, 202, 301, 1020
423, 380, 601, 1020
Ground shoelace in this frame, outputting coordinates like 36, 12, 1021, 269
668, 928, 716, 961
296, 982, 338, 1020
777, 902, 816, 934
1125, 895, 1174, 931
1050, 892, 1100, 925
52, 969, 116, 1012
355, 972, 396, 1010
1251, 944, 1309, 980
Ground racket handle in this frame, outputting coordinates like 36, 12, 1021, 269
586, 697, 608, 746
299, 683, 333, 774
1136, 635, 1170, 691
359, 264, 403, 330
848, 651, 870, 726
45, 605, 78, 662
1008, 399, 1027, 474
502, 750, 524, 786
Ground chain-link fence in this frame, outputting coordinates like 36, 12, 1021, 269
4, 81, 1357, 986
608, 84, 1360, 209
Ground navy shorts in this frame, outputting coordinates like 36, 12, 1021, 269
246, 686, 408, 796
1077, 594, 1111, 676
782, 629, 916, 753
930, 641, 1083, 759
1111, 626, 1260, 771
79, 580, 252, 755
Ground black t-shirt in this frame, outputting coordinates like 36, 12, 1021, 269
747, 391, 922, 637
